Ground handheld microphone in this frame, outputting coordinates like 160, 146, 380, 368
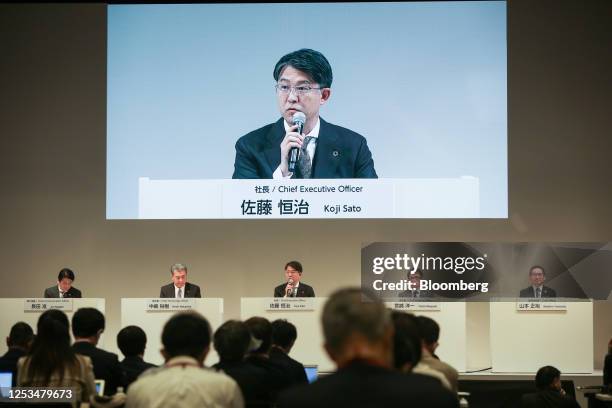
285, 278, 294, 297
288, 112, 306, 173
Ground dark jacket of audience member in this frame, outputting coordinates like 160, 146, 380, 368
521, 366, 580, 408
71, 307, 126, 395
270, 319, 308, 387
116, 325, 156, 390
0, 322, 33, 386
245, 317, 293, 398
277, 288, 458, 408
213, 320, 273, 408
604, 338, 612, 389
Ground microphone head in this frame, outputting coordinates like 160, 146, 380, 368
288, 278, 294, 284
292, 111, 306, 126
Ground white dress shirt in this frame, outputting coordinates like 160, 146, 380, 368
273, 118, 320, 179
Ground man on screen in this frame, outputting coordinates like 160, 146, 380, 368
273, 261, 315, 298
44, 268, 82, 298
519, 265, 557, 298
232, 48, 377, 179
159, 263, 202, 298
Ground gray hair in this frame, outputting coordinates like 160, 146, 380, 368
170, 263, 188, 274
321, 287, 391, 355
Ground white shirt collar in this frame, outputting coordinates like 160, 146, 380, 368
283, 117, 320, 139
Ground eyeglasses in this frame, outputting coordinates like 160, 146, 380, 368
275, 84, 322, 96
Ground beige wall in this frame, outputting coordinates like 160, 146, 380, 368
0, 1, 610, 369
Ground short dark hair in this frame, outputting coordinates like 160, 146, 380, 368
214, 320, 251, 363
535, 365, 561, 390
117, 326, 147, 357
58, 268, 75, 281
284, 261, 303, 274
8, 322, 34, 348
529, 265, 545, 275
407, 269, 424, 279
162, 312, 211, 359
71, 308, 105, 338
273, 49, 333, 88
271, 319, 297, 349
417, 315, 440, 345
391, 311, 422, 370
245, 317, 272, 354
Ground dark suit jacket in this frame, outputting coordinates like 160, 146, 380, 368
233, 118, 377, 179
521, 390, 580, 408
43, 285, 82, 298
277, 360, 458, 408
0, 348, 27, 386
604, 352, 612, 387
269, 347, 308, 387
519, 286, 557, 298
120, 356, 156, 390
246, 355, 293, 400
273, 282, 315, 298
159, 282, 201, 298
214, 360, 274, 408
72, 341, 125, 395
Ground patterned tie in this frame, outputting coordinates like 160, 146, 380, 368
177, 288, 183, 299
297, 136, 315, 179
536, 287, 541, 298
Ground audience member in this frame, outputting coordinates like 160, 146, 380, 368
604, 337, 611, 390
392, 311, 453, 391
270, 319, 308, 386
116, 325, 156, 390
417, 315, 459, 392
72, 307, 126, 395
244, 317, 292, 398
277, 288, 458, 408
521, 365, 580, 408
126, 311, 243, 408
213, 320, 273, 407
17, 310, 95, 407
0, 322, 33, 386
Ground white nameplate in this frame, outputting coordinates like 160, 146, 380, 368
144, 298, 196, 312
24, 298, 73, 312
516, 301, 568, 311
264, 297, 315, 311
386, 302, 441, 311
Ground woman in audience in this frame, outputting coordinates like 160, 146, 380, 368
17, 309, 96, 407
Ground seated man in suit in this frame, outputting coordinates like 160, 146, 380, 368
519, 265, 557, 298
159, 263, 201, 298
277, 288, 458, 408
417, 316, 459, 393
521, 365, 580, 408
116, 325, 156, 390
232, 48, 377, 179
270, 319, 308, 387
43, 268, 82, 298
72, 307, 126, 395
273, 261, 315, 298
398, 269, 435, 299
0, 322, 33, 386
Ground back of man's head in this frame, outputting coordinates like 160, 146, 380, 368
162, 311, 211, 361
391, 312, 422, 371
72, 308, 105, 339
322, 288, 391, 358
416, 315, 440, 346
535, 365, 561, 390
271, 319, 298, 350
244, 317, 273, 355
214, 320, 251, 363
7, 322, 34, 349
117, 325, 147, 358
